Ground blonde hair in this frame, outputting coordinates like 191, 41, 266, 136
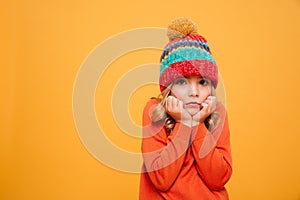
150, 83, 220, 133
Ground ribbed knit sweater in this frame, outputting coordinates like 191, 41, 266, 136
139, 99, 232, 200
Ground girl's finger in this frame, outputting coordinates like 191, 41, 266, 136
172, 96, 179, 108
204, 99, 212, 107
206, 96, 213, 100
211, 96, 217, 104
166, 96, 173, 111
178, 100, 183, 109
206, 96, 216, 102
170, 96, 176, 110
172, 96, 177, 107
204, 99, 210, 104
201, 103, 209, 111
200, 103, 209, 117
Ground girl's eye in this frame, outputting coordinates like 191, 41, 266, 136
199, 79, 209, 86
175, 78, 187, 85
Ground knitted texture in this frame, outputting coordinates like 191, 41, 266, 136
159, 32, 218, 91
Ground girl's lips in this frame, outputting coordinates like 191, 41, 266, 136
185, 102, 201, 108
186, 102, 201, 105
185, 102, 204, 110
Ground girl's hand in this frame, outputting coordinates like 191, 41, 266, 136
165, 96, 192, 127
192, 96, 217, 126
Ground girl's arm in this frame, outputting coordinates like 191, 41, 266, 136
191, 103, 232, 190
141, 99, 192, 191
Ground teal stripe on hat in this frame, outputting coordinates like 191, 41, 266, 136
160, 47, 216, 76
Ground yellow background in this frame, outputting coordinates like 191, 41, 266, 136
1, 0, 300, 199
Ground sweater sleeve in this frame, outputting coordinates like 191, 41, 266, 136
141, 100, 192, 191
191, 103, 232, 191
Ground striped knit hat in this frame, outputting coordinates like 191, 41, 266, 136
159, 18, 218, 91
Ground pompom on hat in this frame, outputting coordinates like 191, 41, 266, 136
159, 18, 218, 91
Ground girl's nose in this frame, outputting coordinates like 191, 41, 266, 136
189, 83, 199, 97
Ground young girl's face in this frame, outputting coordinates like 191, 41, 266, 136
170, 76, 212, 116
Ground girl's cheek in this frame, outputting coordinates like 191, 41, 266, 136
201, 86, 211, 97
170, 87, 180, 98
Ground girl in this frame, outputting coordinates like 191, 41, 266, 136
139, 18, 232, 200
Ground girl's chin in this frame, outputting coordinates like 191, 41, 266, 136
186, 108, 200, 116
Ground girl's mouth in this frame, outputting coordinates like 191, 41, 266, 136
186, 102, 200, 105
185, 102, 201, 108
186, 102, 204, 110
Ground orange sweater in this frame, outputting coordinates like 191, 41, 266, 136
139, 99, 232, 200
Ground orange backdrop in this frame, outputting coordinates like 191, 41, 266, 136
1, 0, 300, 199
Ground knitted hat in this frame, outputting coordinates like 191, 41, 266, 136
159, 18, 218, 91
